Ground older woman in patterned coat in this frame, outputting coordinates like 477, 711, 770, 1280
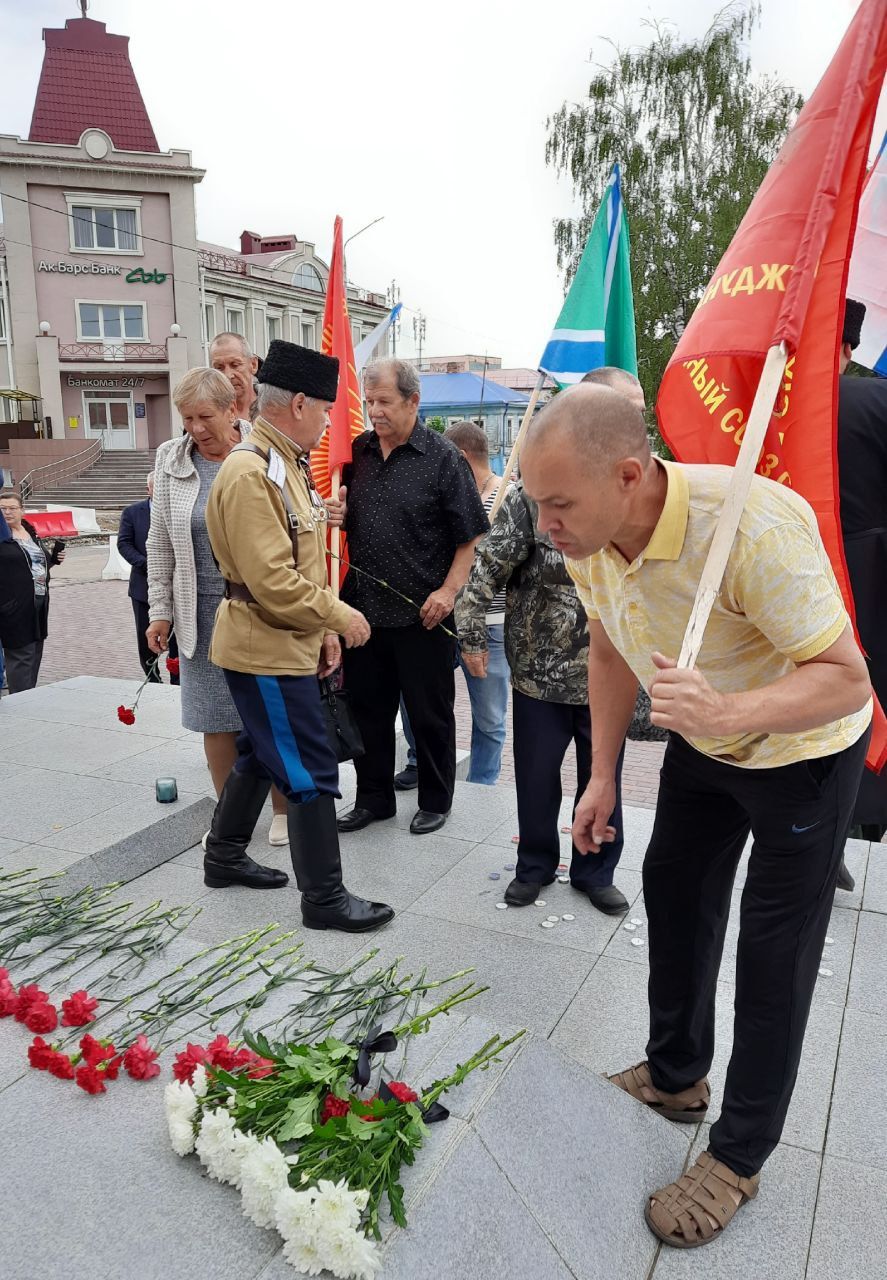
146, 368, 287, 839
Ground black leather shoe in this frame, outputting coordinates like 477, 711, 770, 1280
836, 859, 856, 893
577, 884, 630, 915
409, 809, 449, 835
504, 877, 547, 906
337, 806, 391, 833
290, 796, 394, 933
204, 855, 288, 890
394, 765, 419, 791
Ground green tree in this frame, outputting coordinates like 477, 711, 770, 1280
545, 2, 803, 417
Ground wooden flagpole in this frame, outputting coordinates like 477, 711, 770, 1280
489, 371, 546, 521
677, 341, 788, 670
330, 465, 341, 599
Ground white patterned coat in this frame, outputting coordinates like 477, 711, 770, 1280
147, 422, 249, 658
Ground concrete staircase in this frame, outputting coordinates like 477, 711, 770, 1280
30, 449, 157, 509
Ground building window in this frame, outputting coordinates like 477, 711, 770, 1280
300, 320, 316, 350
77, 301, 146, 341
67, 198, 141, 254
267, 313, 281, 347
204, 303, 216, 343
225, 307, 245, 335
293, 264, 324, 292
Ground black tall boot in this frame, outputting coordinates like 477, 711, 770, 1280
288, 795, 394, 932
204, 770, 289, 890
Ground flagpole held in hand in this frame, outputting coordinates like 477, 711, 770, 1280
677, 342, 788, 671
330, 466, 341, 600
489, 372, 545, 521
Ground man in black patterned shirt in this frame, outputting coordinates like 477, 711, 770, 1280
336, 359, 489, 836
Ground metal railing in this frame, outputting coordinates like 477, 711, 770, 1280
20, 437, 104, 504
58, 343, 168, 362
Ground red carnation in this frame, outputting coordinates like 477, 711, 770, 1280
386, 1080, 419, 1104
247, 1057, 276, 1080
0, 980, 18, 1017
47, 1052, 75, 1080
28, 1036, 55, 1071
75, 1063, 107, 1095
14, 984, 48, 1022
0, 967, 9, 981
61, 989, 98, 1027
320, 1093, 352, 1124
166, 657, 180, 676
206, 1034, 254, 1073
103, 1054, 122, 1081
123, 1034, 160, 1081
79, 1033, 116, 1066
24, 1001, 59, 1034
117, 705, 136, 725
172, 1042, 211, 1083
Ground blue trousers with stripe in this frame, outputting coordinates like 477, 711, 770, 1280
223, 670, 340, 804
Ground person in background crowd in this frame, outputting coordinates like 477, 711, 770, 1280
397, 420, 509, 788
118, 473, 179, 685
455, 383, 631, 916
210, 333, 259, 425
0, 491, 65, 693
332, 358, 489, 836
523, 383, 871, 1246
837, 298, 887, 858
203, 339, 392, 932
146, 369, 287, 847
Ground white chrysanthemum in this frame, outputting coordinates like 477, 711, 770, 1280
195, 1107, 248, 1185
165, 1079, 198, 1123
318, 1223, 382, 1280
229, 1130, 260, 1192
275, 1186, 318, 1242
192, 1064, 208, 1097
168, 1114, 196, 1157
312, 1179, 362, 1231
282, 1228, 326, 1276
239, 1136, 291, 1229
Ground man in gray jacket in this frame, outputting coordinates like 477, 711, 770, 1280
456, 373, 636, 914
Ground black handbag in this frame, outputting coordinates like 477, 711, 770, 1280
319, 675, 364, 763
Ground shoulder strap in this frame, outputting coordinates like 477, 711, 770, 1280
229, 441, 300, 563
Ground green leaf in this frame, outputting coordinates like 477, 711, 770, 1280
345, 1110, 377, 1141
274, 1092, 318, 1141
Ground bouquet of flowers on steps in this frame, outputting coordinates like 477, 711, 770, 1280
165, 974, 524, 1279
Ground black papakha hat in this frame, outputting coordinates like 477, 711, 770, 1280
843, 298, 866, 350
257, 340, 340, 400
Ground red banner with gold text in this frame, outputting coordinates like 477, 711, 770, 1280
655, 0, 887, 771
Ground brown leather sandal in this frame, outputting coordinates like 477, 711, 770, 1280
646, 1152, 760, 1248
607, 1060, 710, 1122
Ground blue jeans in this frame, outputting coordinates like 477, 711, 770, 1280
401, 624, 509, 786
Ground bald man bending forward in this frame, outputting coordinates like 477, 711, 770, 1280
521, 384, 871, 1249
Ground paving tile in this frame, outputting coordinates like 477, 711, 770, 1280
830, 836, 870, 910
806, 1155, 887, 1280
0, 844, 87, 877
338, 827, 479, 912
847, 910, 887, 1018
349, 910, 597, 1036
409, 840, 642, 955
0, 720, 172, 775
410, 1013, 527, 1121
0, 770, 152, 846
1, 681, 188, 739
98, 738, 216, 794
0, 834, 26, 861
384, 780, 518, 846
475, 1038, 689, 1280
653, 1128, 820, 1279
862, 846, 887, 914
0, 1069, 280, 1280
826, 1006, 887, 1169
40, 788, 208, 857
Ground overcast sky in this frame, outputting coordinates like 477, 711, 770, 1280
0, 0, 883, 366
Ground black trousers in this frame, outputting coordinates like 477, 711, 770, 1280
645, 728, 869, 1177
512, 687, 625, 889
131, 598, 178, 683
344, 622, 456, 816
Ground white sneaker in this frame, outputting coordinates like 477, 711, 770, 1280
269, 814, 289, 846
201, 831, 209, 851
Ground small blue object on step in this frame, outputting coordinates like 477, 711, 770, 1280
155, 777, 178, 803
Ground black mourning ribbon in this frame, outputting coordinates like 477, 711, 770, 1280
379, 1080, 450, 1124
352, 1024, 398, 1087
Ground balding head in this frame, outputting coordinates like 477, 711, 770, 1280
521, 384, 658, 560
580, 365, 646, 411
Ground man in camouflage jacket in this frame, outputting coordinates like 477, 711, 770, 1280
456, 480, 628, 914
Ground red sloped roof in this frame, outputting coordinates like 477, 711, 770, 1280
28, 17, 159, 153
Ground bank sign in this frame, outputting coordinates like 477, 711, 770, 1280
37, 260, 168, 283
